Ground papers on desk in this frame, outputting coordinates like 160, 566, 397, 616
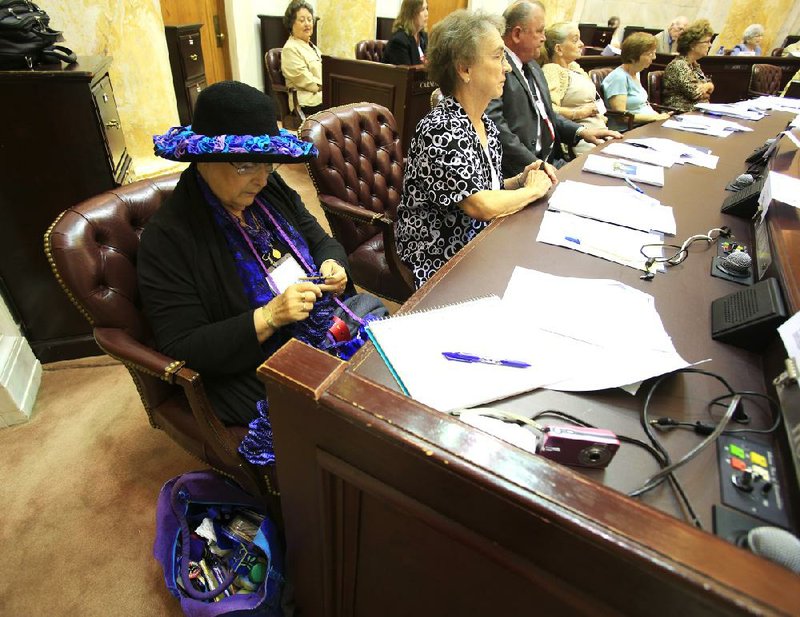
367, 268, 691, 410
502, 268, 690, 392
626, 137, 719, 169
662, 114, 753, 137
758, 171, 800, 220
791, 115, 800, 128
778, 311, 800, 360
547, 180, 676, 234
582, 153, 665, 186
601, 142, 677, 167
748, 95, 800, 113
694, 102, 766, 121
537, 210, 664, 271
365, 296, 558, 412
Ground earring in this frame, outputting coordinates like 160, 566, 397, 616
464, 76, 470, 84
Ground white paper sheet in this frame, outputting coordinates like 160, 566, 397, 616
582, 153, 665, 186
601, 142, 678, 167
694, 102, 766, 121
502, 268, 690, 391
778, 311, 800, 360
663, 114, 752, 136
758, 171, 800, 220
536, 210, 664, 271
547, 180, 676, 235
626, 137, 719, 169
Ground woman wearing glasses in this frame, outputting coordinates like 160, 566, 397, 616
140, 81, 374, 465
662, 20, 715, 112
281, 0, 323, 116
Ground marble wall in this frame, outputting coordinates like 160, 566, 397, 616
38, 0, 183, 180
316, 0, 376, 59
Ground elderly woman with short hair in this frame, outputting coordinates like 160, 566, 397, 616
663, 19, 715, 112
281, 0, 323, 115
383, 0, 429, 65
602, 32, 671, 131
732, 24, 765, 55
542, 22, 608, 155
395, 10, 553, 288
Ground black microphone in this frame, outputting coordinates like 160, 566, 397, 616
725, 173, 754, 192
716, 251, 752, 278
737, 526, 800, 574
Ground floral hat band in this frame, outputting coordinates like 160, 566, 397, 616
153, 125, 317, 163
152, 80, 317, 163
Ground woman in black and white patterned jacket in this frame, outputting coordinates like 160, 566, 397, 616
396, 9, 554, 289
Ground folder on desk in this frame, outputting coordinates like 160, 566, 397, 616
366, 296, 556, 412
582, 154, 665, 186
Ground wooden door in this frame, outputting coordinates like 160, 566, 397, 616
161, 0, 231, 85
427, 0, 467, 31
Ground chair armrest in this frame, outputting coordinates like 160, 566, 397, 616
319, 194, 394, 229
94, 327, 244, 457
652, 103, 680, 114
290, 89, 306, 123
605, 109, 635, 130
94, 327, 195, 383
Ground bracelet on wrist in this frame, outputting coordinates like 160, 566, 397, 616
261, 304, 277, 329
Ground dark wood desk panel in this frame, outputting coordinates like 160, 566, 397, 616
695, 55, 800, 102
352, 111, 796, 528
322, 56, 435, 155
260, 339, 800, 616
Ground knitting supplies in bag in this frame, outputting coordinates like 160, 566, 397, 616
154, 470, 285, 617
0, 0, 76, 69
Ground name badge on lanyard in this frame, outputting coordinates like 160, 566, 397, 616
266, 253, 307, 294
595, 95, 607, 116
535, 97, 556, 140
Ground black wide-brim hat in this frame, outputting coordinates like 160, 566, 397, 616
153, 80, 316, 163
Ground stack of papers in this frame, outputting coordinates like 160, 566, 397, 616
366, 268, 692, 411
547, 180, 676, 234
663, 114, 753, 137
758, 170, 800, 220
537, 210, 664, 271
601, 141, 678, 167
582, 153, 665, 186
626, 137, 719, 169
748, 96, 800, 113
694, 102, 766, 121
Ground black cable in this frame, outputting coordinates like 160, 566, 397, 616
531, 409, 702, 528
707, 391, 782, 434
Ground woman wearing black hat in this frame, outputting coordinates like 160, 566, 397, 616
140, 81, 383, 465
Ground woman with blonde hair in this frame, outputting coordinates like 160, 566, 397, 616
383, 0, 429, 65
542, 22, 608, 155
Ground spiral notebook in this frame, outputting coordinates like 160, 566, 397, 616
365, 296, 555, 412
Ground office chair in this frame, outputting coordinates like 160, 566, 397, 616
355, 39, 388, 62
265, 47, 305, 130
588, 67, 635, 130
748, 64, 783, 97
44, 174, 281, 520
300, 103, 415, 303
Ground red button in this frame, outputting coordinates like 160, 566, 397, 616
730, 458, 747, 471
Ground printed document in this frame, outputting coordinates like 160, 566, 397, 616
582, 154, 665, 186
601, 141, 678, 167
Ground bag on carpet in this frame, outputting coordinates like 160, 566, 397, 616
0, 0, 76, 69
154, 470, 284, 617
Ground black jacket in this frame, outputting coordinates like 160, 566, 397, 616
137, 165, 350, 425
382, 29, 427, 65
486, 55, 582, 177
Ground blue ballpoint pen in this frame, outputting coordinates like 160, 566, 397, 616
624, 176, 645, 194
442, 352, 531, 368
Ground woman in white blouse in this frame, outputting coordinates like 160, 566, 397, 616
542, 22, 608, 155
281, 0, 323, 116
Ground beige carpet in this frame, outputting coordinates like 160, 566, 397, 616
0, 164, 394, 616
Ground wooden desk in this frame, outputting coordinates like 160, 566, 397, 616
259, 113, 800, 614
321, 55, 436, 155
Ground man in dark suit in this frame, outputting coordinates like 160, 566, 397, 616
487, 0, 621, 178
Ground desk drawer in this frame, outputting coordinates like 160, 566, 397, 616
178, 32, 204, 80
186, 78, 207, 118
91, 75, 127, 182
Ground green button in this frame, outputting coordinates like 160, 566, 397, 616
729, 444, 745, 459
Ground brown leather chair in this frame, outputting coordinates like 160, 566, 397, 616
265, 47, 305, 131
44, 175, 281, 520
646, 70, 680, 113
354, 39, 388, 62
300, 103, 414, 302
748, 63, 783, 97
589, 67, 634, 130
771, 47, 785, 57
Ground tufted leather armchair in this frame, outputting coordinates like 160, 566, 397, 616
646, 70, 682, 113
748, 64, 783, 97
589, 67, 635, 131
354, 39, 388, 62
44, 174, 281, 519
265, 48, 305, 131
300, 103, 414, 302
